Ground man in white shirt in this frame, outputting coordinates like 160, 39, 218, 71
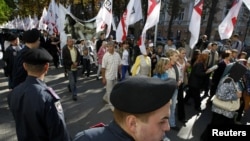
102, 41, 121, 110
164, 38, 176, 54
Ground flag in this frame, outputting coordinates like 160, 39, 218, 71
116, 0, 135, 43
38, 8, 48, 31
45, 0, 59, 35
243, 0, 250, 10
95, 0, 113, 38
116, 0, 142, 43
189, 0, 204, 49
129, 0, 143, 25
139, 0, 161, 55
218, 0, 243, 40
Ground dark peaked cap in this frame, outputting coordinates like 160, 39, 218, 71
110, 77, 177, 114
23, 48, 53, 65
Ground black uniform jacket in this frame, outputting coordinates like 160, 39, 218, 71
11, 46, 29, 88
73, 120, 135, 141
9, 76, 71, 141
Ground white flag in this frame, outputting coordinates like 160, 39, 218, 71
129, 0, 143, 25
189, 0, 204, 49
139, 0, 161, 55
243, 0, 250, 10
218, 0, 243, 40
38, 8, 48, 31
95, 0, 113, 38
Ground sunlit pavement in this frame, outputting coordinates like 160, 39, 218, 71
0, 67, 249, 141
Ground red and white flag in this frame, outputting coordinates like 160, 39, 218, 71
116, 0, 142, 43
189, 0, 204, 49
139, 0, 161, 55
45, 0, 59, 35
218, 0, 243, 40
96, 0, 113, 38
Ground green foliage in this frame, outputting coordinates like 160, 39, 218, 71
0, 0, 12, 24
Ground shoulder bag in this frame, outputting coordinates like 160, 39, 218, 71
212, 76, 240, 111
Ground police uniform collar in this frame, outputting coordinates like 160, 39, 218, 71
108, 120, 135, 141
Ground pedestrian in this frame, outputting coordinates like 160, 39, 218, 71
131, 46, 151, 77
3, 33, 22, 89
120, 41, 130, 81
101, 41, 121, 109
12, 28, 41, 88
8, 48, 71, 141
73, 77, 177, 141
62, 36, 81, 101
81, 46, 91, 78
96, 41, 107, 80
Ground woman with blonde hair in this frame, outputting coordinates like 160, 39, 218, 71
153, 57, 171, 80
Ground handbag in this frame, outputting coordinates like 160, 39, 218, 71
212, 76, 240, 111
212, 95, 240, 111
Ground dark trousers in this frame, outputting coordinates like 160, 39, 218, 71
189, 86, 201, 109
52, 52, 60, 68
177, 83, 186, 121
82, 58, 91, 77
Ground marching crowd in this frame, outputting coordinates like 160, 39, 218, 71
0, 28, 250, 141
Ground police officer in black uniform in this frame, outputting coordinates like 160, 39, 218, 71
11, 28, 41, 89
73, 77, 177, 141
9, 48, 71, 141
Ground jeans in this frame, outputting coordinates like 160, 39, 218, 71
82, 58, 91, 77
121, 65, 129, 81
68, 70, 78, 96
169, 89, 178, 127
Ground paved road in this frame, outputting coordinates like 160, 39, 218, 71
0, 67, 249, 141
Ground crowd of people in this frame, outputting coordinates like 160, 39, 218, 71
0, 28, 250, 140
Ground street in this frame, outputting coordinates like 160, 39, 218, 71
0, 66, 249, 141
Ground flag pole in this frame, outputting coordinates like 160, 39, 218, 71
154, 23, 158, 47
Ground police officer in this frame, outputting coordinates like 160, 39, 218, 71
9, 48, 71, 141
73, 77, 177, 141
12, 28, 41, 88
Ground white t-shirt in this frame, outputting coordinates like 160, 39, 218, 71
121, 49, 129, 66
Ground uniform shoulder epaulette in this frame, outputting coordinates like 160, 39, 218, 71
46, 87, 60, 100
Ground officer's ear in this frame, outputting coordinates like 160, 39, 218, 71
44, 63, 49, 74
23, 62, 28, 71
125, 115, 137, 134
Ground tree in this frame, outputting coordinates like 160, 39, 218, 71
0, 0, 12, 24
166, 0, 183, 39
204, 0, 218, 40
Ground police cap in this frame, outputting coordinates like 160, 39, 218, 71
23, 48, 53, 65
110, 77, 177, 114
